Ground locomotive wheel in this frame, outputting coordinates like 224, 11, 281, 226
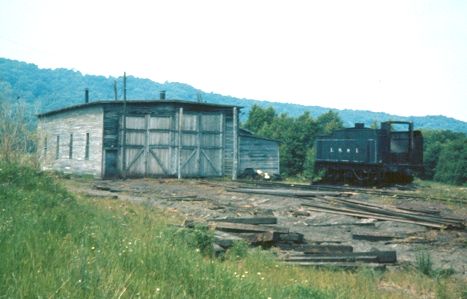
352, 169, 370, 182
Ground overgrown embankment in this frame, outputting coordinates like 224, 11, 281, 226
0, 163, 332, 298
0, 162, 464, 298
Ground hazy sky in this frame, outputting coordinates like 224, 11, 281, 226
1, 0, 466, 121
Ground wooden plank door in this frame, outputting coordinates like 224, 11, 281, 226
179, 112, 223, 177
147, 115, 175, 176
122, 115, 146, 176
199, 113, 223, 176
121, 114, 177, 177
104, 149, 118, 178
179, 113, 199, 177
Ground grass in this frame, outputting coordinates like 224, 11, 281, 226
1, 162, 465, 298
413, 179, 467, 204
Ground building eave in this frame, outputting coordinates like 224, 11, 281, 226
37, 99, 243, 118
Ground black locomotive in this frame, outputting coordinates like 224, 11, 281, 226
314, 121, 423, 184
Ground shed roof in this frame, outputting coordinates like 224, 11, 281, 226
239, 128, 281, 143
37, 99, 242, 117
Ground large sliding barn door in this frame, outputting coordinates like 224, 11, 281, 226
180, 112, 224, 177
121, 115, 175, 177
120, 111, 223, 177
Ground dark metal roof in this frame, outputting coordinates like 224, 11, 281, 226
239, 128, 281, 143
37, 99, 242, 117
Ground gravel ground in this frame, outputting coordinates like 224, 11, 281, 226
64, 177, 467, 278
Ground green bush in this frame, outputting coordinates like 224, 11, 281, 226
415, 251, 433, 276
434, 138, 467, 185
171, 225, 215, 256
422, 130, 466, 185
226, 240, 249, 260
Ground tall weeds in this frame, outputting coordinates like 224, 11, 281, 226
0, 162, 335, 298
0, 99, 38, 166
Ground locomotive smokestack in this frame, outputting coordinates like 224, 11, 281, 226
160, 90, 166, 100
84, 88, 89, 103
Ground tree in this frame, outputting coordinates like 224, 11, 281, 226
243, 105, 276, 133
421, 130, 465, 180
243, 106, 345, 177
434, 138, 467, 185
316, 110, 343, 135
0, 93, 35, 163
303, 146, 322, 181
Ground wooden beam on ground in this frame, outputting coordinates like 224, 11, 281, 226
94, 185, 122, 192
227, 188, 346, 198
302, 203, 446, 229
208, 216, 278, 225
207, 221, 289, 234
333, 198, 463, 228
283, 250, 397, 264
306, 222, 375, 227
277, 232, 305, 243
214, 231, 245, 248
284, 262, 387, 271
163, 195, 206, 201
301, 245, 354, 254
238, 231, 304, 245
352, 234, 397, 242
302, 203, 463, 228
284, 255, 379, 263
243, 231, 277, 245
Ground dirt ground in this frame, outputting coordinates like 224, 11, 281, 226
64, 178, 467, 278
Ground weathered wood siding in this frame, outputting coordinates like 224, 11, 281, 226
223, 113, 234, 175
239, 135, 280, 175
37, 106, 104, 177
103, 103, 234, 178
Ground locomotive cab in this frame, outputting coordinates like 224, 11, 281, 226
381, 121, 423, 172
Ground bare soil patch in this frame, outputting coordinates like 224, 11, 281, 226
64, 178, 467, 277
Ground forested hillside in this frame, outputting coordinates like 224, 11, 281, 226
1, 57, 466, 133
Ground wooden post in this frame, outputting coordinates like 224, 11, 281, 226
122, 72, 127, 179
144, 114, 149, 176
232, 107, 238, 180
177, 107, 183, 179
196, 113, 201, 175
220, 113, 224, 176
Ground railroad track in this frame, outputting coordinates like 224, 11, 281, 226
231, 179, 466, 204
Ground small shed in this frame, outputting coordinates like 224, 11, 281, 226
239, 129, 280, 175
37, 99, 280, 179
